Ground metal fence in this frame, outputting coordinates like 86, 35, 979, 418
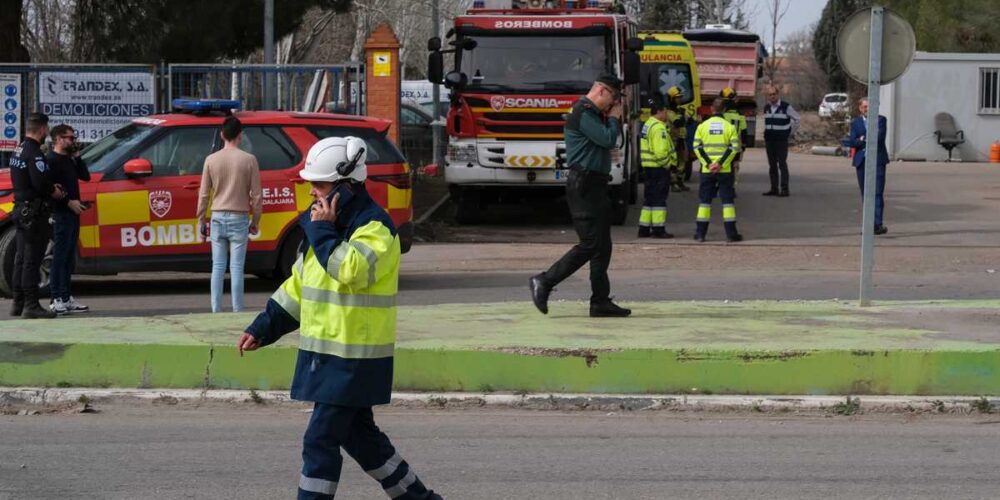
167, 63, 363, 114
1, 63, 158, 108
0, 62, 364, 115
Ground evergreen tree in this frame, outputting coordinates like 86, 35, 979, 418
641, 0, 690, 31
1, 0, 30, 62
811, 0, 870, 91
812, 0, 1000, 92
72, 0, 351, 63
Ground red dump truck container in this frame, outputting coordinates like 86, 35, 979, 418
684, 28, 763, 147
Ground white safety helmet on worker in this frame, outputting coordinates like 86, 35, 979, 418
300, 136, 368, 183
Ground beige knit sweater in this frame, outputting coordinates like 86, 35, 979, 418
196, 147, 262, 226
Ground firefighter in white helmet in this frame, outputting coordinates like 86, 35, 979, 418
238, 136, 443, 500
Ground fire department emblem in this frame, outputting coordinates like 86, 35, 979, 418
490, 95, 506, 112
149, 190, 172, 218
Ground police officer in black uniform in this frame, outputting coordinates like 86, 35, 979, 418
529, 75, 631, 318
8, 112, 64, 319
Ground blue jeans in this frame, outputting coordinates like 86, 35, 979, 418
855, 164, 887, 226
210, 211, 249, 312
50, 211, 80, 302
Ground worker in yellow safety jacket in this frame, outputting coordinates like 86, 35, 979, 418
237, 136, 443, 500
665, 86, 692, 192
639, 97, 677, 238
693, 98, 743, 243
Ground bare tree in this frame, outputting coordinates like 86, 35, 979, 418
690, 0, 754, 29
346, 0, 471, 79
763, 0, 791, 84
21, 0, 76, 63
777, 25, 826, 111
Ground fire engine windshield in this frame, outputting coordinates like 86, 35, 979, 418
81, 123, 159, 173
460, 35, 610, 93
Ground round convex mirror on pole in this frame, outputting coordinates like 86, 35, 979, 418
836, 6, 915, 306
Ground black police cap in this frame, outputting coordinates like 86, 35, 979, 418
595, 74, 622, 92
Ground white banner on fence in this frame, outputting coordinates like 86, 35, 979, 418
1, 73, 22, 152
38, 71, 155, 142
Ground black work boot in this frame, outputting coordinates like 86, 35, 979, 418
21, 289, 56, 320
651, 229, 674, 239
591, 299, 631, 318
9, 292, 24, 317
724, 222, 743, 243
694, 221, 709, 242
637, 227, 651, 238
529, 274, 552, 315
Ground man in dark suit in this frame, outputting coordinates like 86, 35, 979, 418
849, 98, 889, 235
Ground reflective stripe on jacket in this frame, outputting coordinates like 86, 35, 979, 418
246, 185, 400, 406
640, 116, 676, 169
764, 101, 793, 141
693, 116, 741, 173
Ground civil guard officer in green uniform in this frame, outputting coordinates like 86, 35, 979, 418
693, 98, 743, 243
238, 137, 443, 500
638, 97, 677, 238
529, 74, 631, 318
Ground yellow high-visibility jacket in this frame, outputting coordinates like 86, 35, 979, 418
247, 184, 400, 407
640, 116, 676, 169
693, 115, 741, 173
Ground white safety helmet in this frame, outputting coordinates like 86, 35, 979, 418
300, 136, 368, 183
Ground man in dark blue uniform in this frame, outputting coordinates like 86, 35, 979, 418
8, 112, 64, 319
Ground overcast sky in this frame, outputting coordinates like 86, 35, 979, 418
746, 0, 827, 47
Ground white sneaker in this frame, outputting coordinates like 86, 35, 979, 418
66, 296, 90, 312
50, 299, 69, 315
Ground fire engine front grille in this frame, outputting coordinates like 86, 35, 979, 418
484, 124, 564, 135
483, 112, 566, 122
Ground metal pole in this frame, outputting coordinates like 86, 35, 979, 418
264, 0, 275, 110
431, 0, 444, 167
859, 6, 883, 307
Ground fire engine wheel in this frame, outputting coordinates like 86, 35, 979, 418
0, 229, 51, 298
0, 227, 15, 297
454, 189, 483, 225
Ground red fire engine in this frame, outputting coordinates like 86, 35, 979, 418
427, 0, 643, 224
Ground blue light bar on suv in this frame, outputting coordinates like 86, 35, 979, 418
171, 98, 241, 112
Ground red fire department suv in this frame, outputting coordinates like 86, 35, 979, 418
0, 101, 413, 296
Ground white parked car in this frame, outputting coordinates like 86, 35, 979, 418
818, 92, 849, 118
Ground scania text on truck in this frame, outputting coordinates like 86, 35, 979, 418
427, 0, 644, 225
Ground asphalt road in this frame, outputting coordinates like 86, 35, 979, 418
2, 402, 1000, 499
3, 150, 1000, 318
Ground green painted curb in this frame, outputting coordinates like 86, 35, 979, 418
1, 301, 999, 395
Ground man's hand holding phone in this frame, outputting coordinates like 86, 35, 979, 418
311, 192, 339, 223
608, 102, 623, 120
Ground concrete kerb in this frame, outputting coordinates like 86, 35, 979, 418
2, 300, 1000, 396
2, 388, 998, 415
